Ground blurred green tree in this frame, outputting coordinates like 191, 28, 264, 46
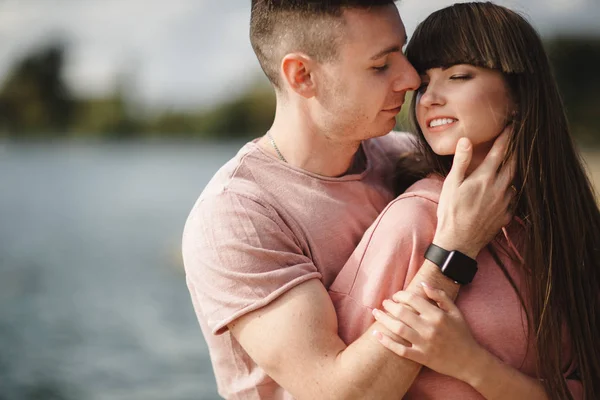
0, 43, 75, 138
195, 83, 276, 138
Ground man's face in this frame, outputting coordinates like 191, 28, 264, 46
314, 5, 420, 142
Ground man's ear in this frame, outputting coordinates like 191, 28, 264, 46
280, 53, 317, 98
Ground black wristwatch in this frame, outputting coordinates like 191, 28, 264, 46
424, 244, 478, 285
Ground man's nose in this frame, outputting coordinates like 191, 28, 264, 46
392, 57, 420, 92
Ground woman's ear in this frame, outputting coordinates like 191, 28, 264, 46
280, 53, 316, 98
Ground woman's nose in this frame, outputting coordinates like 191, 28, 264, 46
418, 83, 445, 107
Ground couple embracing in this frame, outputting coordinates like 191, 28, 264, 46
183, 1, 600, 399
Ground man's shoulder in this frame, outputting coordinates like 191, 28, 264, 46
199, 141, 271, 201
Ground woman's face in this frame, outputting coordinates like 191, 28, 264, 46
416, 64, 513, 166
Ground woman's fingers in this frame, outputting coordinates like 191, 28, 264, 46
372, 308, 421, 345
391, 290, 437, 314
373, 289, 481, 381
373, 330, 423, 363
420, 283, 457, 314
380, 298, 426, 332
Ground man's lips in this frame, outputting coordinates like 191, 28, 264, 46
383, 105, 403, 113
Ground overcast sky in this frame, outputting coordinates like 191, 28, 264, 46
0, 0, 598, 111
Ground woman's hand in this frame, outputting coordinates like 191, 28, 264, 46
372, 282, 483, 383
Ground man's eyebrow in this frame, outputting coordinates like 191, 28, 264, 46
369, 36, 408, 60
370, 45, 401, 60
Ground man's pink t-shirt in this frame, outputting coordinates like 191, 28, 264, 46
182, 132, 414, 399
329, 175, 583, 399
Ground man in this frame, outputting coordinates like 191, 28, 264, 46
182, 1, 514, 398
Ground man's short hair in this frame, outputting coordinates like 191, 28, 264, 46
250, 0, 396, 89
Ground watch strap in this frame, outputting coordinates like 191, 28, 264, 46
424, 243, 478, 284
424, 243, 450, 266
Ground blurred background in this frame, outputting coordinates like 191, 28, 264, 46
0, 1, 599, 399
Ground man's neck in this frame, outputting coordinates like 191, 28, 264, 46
260, 107, 363, 177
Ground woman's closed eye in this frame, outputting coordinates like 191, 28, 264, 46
450, 73, 472, 81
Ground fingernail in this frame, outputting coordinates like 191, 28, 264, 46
421, 282, 430, 289
458, 138, 470, 150
372, 308, 380, 317
372, 330, 383, 340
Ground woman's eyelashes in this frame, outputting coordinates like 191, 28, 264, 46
450, 73, 473, 80
416, 73, 472, 93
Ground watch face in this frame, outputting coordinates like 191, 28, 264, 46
441, 251, 478, 284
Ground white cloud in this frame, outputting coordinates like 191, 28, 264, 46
543, 0, 587, 13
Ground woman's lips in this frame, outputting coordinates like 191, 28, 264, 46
425, 117, 458, 132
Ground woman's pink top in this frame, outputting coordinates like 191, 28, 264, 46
329, 175, 582, 399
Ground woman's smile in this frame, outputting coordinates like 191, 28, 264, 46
425, 117, 458, 132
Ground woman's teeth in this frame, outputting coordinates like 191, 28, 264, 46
429, 118, 457, 128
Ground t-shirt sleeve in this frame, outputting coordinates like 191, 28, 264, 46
329, 194, 437, 344
182, 190, 321, 335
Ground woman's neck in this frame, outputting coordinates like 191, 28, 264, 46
465, 142, 495, 176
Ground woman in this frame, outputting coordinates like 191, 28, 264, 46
329, 3, 600, 399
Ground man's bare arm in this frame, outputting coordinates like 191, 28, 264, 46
230, 262, 457, 399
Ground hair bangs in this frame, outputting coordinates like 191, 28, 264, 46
406, 2, 534, 75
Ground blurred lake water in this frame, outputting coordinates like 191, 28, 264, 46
0, 140, 249, 400
2, 140, 600, 400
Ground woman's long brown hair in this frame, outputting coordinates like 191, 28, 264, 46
400, 3, 600, 398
